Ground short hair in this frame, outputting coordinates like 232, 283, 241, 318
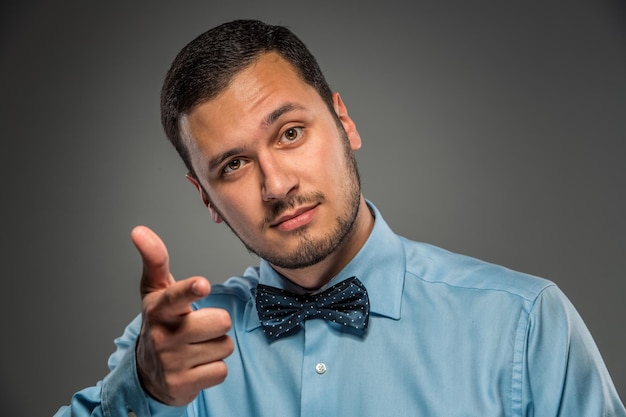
160, 19, 334, 176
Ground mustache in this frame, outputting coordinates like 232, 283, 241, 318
261, 192, 326, 229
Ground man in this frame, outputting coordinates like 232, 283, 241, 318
56, 19, 625, 416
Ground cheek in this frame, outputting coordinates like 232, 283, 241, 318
209, 179, 263, 225
315, 141, 352, 184
301, 134, 346, 175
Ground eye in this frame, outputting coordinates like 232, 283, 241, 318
280, 126, 303, 144
223, 158, 244, 174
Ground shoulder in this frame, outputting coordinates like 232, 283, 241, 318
399, 237, 555, 303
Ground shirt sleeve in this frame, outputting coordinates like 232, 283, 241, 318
522, 285, 626, 417
53, 314, 187, 417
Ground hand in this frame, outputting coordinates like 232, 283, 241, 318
131, 226, 234, 406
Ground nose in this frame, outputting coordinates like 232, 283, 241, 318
259, 152, 298, 201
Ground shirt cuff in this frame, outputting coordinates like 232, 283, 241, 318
101, 341, 187, 417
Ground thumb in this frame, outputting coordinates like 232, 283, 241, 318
131, 225, 175, 298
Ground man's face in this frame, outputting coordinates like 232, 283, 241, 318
182, 53, 363, 270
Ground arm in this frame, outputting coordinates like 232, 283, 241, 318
54, 315, 187, 417
54, 226, 234, 416
523, 285, 626, 416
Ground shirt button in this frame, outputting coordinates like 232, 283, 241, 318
315, 362, 327, 374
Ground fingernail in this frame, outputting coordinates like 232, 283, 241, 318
191, 281, 203, 296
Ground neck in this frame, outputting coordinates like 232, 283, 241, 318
271, 197, 374, 291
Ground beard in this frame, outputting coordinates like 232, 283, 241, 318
209, 127, 362, 270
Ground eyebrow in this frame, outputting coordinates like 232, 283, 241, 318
207, 102, 306, 172
262, 102, 305, 128
207, 147, 247, 172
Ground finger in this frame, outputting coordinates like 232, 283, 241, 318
171, 307, 231, 344
131, 225, 175, 297
167, 360, 230, 406
160, 334, 234, 371
189, 360, 229, 391
150, 276, 211, 320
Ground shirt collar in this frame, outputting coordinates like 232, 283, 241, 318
245, 201, 405, 331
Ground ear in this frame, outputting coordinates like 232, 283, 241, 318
185, 173, 223, 224
332, 92, 362, 151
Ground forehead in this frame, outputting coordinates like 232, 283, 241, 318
191, 52, 316, 120
214, 52, 309, 109
181, 52, 325, 160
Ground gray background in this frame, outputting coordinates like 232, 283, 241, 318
2, 1, 625, 415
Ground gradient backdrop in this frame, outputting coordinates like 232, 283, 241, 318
2, 1, 625, 415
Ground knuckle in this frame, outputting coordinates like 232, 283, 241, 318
223, 335, 235, 356
211, 360, 229, 384
166, 374, 201, 406
162, 286, 178, 306
162, 374, 183, 400
149, 327, 169, 348
162, 373, 176, 392
213, 309, 232, 332
142, 296, 168, 324
159, 351, 183, 372
142, 299, 159, 320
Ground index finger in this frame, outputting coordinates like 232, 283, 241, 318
151, 276, 211, 321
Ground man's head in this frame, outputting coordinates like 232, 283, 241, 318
161, 19, 334, 177
160, 20, 371, 281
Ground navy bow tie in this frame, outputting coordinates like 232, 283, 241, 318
255, 276, 370, 340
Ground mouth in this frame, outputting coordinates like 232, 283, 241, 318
270, 203, 320, 231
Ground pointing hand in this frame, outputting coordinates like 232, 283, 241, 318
131, 226, 234, 406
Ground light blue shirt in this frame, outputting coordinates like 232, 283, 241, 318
56, 203, 625, 416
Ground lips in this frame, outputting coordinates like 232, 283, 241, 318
271, 204, 319, 231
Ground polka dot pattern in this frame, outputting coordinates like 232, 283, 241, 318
255, 277, 370, 340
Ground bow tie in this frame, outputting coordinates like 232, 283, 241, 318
255, 276, 370, 340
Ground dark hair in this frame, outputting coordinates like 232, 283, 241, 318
160, 19, 334, 176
